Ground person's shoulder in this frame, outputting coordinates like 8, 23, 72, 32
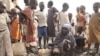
35, 10, 41, 15
91, 13, 98, 19
52, 7, 57, 10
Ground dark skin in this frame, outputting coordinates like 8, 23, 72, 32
68, 13, 75, 26
93, 3, 100, 13
87, 2, 100, 55
61, 27, 69, 35
38, 2, 47, 49
29, 0, 38, 10
80, 5, 86, 15
10, 9, 18, 23
68, 13, 72, 23
48, 1, 53, 8
93, 2, 100, 53
19, 0, 38, 54
0, 2, 6, 14
39, 2, 44, 12
76, 7, 80, 13
20, 0, 38, 23
77, 26, 83, 34
62, 3, 69, 12
76, 7, 80, 24
47, 1, 56, 44
10, 9, 20, 42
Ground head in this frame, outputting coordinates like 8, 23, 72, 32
11, 8, 19, 15
48, 1, 53, 8
62, 3, 69, 12
93, 2, 100, 13
76, 7, 80, 13
61, 24, 71, 35
0, 1, 6, 13
39, 2, 44, 11
77, 26, 83, 34
24, 0, 30, 6
68, 13, 72, 21
29, 0, 38, 10
80, 5, 86, 14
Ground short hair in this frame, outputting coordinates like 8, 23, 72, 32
63, 3, 69, 8
48, 1, 53, 6
29, 0, 37, 5
77, 26, 84, 32
80, 5, 85, 10
0, 1, 6, 9
24, 0, 30, 5
39, 2, 44, 7
93, 2, 100, 8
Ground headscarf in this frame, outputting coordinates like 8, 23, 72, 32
62, 23, 71, 31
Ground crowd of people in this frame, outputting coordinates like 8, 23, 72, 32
0, 0, 100, 56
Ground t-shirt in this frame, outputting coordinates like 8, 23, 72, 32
57, 12, 69, 30
35, 11, 47, 27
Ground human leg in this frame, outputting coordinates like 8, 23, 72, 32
4, 30, 13, 56
0, 31, 5, 56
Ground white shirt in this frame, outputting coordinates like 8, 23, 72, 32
35, 11, 47, 27
57, 12, 69, 28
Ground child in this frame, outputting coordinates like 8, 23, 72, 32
10, 8, 21, 43
75, 26, 86, 52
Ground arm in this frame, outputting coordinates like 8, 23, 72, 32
53, 7, 58, 13
69, 35, 76, 48
18, 12, 27, 24
53, 7, 59, 23
53, 34, 63, 45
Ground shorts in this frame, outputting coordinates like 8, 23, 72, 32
38, 26, 47, 37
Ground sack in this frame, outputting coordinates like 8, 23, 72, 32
12, 42, 27, 56
38, 49, 51, 56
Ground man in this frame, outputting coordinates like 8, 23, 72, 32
0, 1, 13, 56
35, 2, 47, 49
19, 0, 38, 54
57, 3, 69, 31
47, 1, 58, 43
88, 2, 100, 54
